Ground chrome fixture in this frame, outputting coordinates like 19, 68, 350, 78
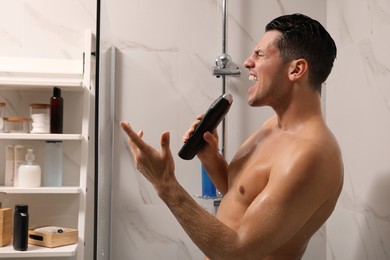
213, 53, 241, 78
212, 0, 241, 159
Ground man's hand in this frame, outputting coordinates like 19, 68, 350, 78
120, 121, 176, 195
182, 114, 220, 163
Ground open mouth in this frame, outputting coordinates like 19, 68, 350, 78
249, 75, 258, 81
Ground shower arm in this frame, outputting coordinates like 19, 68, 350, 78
222, 0, 227, 55
221, 0, 228, 159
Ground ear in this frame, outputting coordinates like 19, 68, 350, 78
288, 59, 308, 81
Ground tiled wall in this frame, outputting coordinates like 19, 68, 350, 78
0, 0, 95, 59
325, 0, 390, 259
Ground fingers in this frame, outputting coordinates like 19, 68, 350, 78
182, 114, 204, 142
160, 131, 170, 148
160, 131, 171, 158
120, 122, 153, 174
120, 121, 146, 151
203, 131, 218, 147
120, 121, 134, 137
196, 114, 204, 120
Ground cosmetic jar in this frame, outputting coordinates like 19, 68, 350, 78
4, 117, 29, 133
30, 103, 50, 133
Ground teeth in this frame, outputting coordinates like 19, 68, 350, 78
249, 75, 258, 81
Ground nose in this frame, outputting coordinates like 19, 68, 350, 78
243, 55, 254, 70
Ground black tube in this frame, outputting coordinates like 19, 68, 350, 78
178, 93, 233, 160
13, 205, 29, 251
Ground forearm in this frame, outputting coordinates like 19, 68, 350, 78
199, 152, 229, 195
158, 181, 238, 260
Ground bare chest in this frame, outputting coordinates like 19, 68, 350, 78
216, 137, 285, 226
227, 155, 271, 206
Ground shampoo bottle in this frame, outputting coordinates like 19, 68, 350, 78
13, 204, 28, 251
50, 87, 63, 133
44, 141, 63, 187
201, 164, 216, 198
18, 149, 41, 188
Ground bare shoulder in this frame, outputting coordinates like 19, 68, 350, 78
298, 123, 342, 168
274, 123, 344, 198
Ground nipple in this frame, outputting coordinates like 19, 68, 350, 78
239, 185, 245, 195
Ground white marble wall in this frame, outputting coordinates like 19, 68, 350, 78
0, 0, 96, 59
0, 1, 96, 260
325, 0, 390, 259
103, 0, 328, 259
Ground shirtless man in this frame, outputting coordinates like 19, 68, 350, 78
120, 13, 343, 260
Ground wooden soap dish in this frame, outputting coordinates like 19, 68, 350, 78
28, 226, 78, 248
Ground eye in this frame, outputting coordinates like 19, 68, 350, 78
254, 50, 264, 57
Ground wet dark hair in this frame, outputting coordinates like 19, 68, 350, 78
266, 13, 337, 92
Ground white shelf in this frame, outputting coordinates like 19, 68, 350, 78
0, 30, 93, 260
0, 186, 81, 194
0, 243, 77, 258
0, 78, 83, 89
0, 133, 83, 141
0, 57, 84, 90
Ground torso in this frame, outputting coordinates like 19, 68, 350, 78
214, 116, 343, 260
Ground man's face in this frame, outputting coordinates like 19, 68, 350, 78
243, 30, 290, 107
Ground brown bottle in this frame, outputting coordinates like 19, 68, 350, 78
50, 87, 63, 133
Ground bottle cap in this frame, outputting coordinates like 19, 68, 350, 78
46, 140, 63, 144
53, 87, 61, 97
25, 149, 35, 164
15, 204, 28, 213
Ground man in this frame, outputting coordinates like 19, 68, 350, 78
121, 13, 343, 260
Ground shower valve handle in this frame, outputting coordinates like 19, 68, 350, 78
178, 93, 233, 160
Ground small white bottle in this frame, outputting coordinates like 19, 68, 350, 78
17, 149, 41, 188
13, 145, 26, 187
5, 145, 14, 186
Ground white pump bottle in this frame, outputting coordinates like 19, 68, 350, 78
17, 149, 41, 188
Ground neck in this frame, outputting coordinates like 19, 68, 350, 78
272, 86, 324, 131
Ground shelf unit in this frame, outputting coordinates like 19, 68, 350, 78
0, 187, 81, 194
0, 134, 82, 141
0, 30, 94, 259
0, 244, 77, 258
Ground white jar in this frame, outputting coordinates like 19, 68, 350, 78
30, 103, 50, 134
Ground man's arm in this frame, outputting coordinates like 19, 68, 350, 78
120, 121, 339, 260
197, 132, 229, 194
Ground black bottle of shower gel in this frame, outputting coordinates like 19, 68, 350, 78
178, 93, 233, 160
50, 87, 63, 133
13, 204, 29, 251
